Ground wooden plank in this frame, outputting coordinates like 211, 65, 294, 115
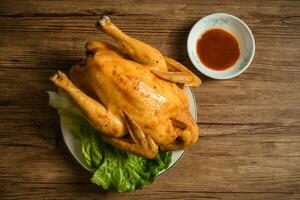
1, 144, 300, 193
0, 0, 299, 17
1, 183, 300, 200
1, 121, 300, 154
0, 68, 299, 126
1, 112, 300, 192
0, 12, 299, 73
1, 90, 299, 125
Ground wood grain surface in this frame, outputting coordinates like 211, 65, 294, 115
0, 0, 300, 199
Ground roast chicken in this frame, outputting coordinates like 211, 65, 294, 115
50, 16, 201, 159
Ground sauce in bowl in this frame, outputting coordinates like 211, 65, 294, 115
196, 28, 240, 71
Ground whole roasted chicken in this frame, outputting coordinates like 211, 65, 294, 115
50, 16, 201, 159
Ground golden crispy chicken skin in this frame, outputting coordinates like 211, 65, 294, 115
50, 16, 201, 159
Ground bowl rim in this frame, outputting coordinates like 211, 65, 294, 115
187, 12, 255, 79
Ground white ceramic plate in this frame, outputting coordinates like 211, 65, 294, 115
187, 13, 255, 79
60, 87, 197, 175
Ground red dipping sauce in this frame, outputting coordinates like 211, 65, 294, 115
196, 28, 240, 71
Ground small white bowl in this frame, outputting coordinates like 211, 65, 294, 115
187, 13, 255, 79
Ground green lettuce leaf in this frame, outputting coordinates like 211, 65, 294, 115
48, 90, 172, 192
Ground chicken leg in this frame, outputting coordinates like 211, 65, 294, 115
50, 71, 126, 137
96, 16, 167, 71
97, 16, 201, 86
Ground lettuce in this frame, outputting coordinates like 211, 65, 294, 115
48, 91, 172, 192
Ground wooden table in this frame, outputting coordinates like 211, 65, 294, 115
1, 1, 299, 199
